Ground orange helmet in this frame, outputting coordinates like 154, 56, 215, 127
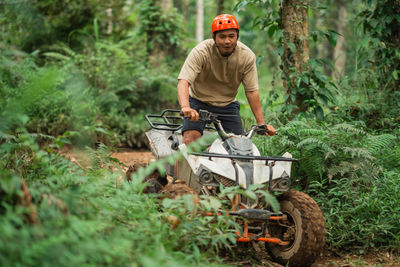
212, 14, 239, 34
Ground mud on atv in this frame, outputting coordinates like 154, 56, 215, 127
140, 109, 325, 266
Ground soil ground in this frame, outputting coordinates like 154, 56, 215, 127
64, 149, 400, 267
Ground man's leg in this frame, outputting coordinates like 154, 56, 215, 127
174, 130, 201, 181
183, 130, 202, 145
218, 101, 244, 135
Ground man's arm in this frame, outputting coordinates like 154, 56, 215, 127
245, 90, 276, 136
177, 79, 199, 121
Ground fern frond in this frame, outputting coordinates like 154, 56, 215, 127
341, 147, 375, 160
300, 149, 325, 179
43, 52, 71, 61
86, 147, 101, 170
365, 134, 396, 155
296, 137, 335, 155
275, 135, 296, 148
48, 42, 76, 57
327, 161, 356, 179
297, 128, 326, 136
29, 133, 55, 141
332, 123, 365, 135
0, 131, 17, 141
284, 120, 310, 130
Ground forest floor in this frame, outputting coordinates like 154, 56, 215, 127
63, 149, 400, 267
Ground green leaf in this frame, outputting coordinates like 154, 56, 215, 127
315, 106, 324, 120
275, 29, 283, 40
302, 75, 310, 85
43, 52, 70, 61
392, 70, 399, 80
244, 190, 257, 200
287, 42, 296, 53
234, 0, 249, 12
296, 77, 302, 87
256, 56, 264, 66
93, 17, 99, 41
257, 191, 280, 212
326, 30, 339, 47
268, 24, 278, 38
277, 45, 284, 56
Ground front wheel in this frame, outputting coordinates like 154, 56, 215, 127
266, 189, 325, 267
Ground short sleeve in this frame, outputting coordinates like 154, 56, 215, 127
178, 47, 205, 85
241, 54, 259, 92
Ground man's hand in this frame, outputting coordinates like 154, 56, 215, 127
181, 107, 199, 121
265, 124, 276, 136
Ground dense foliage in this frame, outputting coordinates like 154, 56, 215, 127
1, 0, 400, 265
0, 130, 240, 266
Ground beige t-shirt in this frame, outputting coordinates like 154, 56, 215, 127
178, 39, 259, 107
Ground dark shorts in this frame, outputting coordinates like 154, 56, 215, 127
182, 96, 244, 135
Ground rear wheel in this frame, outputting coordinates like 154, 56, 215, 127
159, 183, 198, 199
266, 189, 325, 267
125, 163, 168, 193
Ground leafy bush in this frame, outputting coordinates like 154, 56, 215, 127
1, 33, 179, 148
309, 170, 400, 251
138, 0, 184, 60
0, 124, 238, 266
255, 119, 384, 185
327, 69, 400, 131
0, 48, 104, 147
0, 0, 136, 51
253, 115, 400, 251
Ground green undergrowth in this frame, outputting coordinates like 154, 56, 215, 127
0, 36, 178, 149
0, 128, 281, 266
252, 116, 400, 252
0, 134, 224, 266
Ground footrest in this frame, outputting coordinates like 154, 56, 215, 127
229, 209, 282, 221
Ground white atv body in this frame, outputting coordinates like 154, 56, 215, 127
144, 109, 325, 267
176, 139, 293, 193
145, 109, 293, 193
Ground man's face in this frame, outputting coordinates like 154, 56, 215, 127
214, 29, 238, 57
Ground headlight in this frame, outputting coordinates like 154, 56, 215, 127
270, 172, 291, 191
196, 165, 218, 186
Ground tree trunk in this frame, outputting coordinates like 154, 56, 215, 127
333, 0, 347, 80
281, 0, 310, 113
182, 0, 190, 24
20, 179, 38, 224
106, 7, 113, 35
161, 0, 172, 11
196, 0, 204, 43
217, 0, 225, 15
147, 0, 167, 67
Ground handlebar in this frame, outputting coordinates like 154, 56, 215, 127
145, 109, 271, 139
145, 109, 183, 131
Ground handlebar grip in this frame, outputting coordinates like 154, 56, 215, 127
180, 109, 215, 122
255, 124, 269, 135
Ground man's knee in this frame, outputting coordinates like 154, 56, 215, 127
183, 130, 201, 145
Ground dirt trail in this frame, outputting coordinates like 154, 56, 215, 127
111, 151, 155, 166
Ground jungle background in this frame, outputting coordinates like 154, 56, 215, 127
1, 0, 400, 266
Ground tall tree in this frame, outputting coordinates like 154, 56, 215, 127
140, 0, 182, 66
363, 0, 400, 92
281, 0, 310, 113
196, 0, 204, 42
161, 0, 172, 11
333, 0, 347, 80
217, 0, 225, 15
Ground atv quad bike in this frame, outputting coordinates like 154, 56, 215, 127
145, 109, 325, 267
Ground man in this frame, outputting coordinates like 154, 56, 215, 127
177, 14, 276, 145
